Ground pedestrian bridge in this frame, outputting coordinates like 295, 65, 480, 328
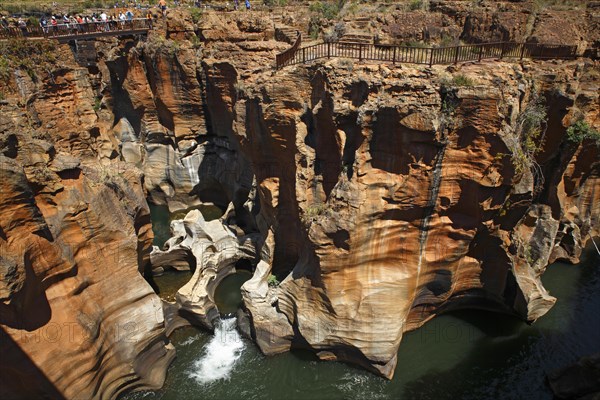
0, 18, 151, 42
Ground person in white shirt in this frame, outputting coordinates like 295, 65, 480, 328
100, 12, 108, 31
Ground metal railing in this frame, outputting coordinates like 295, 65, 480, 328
275, 30, 302, 68
0, 18, 152, 40
276, 40, 578, 69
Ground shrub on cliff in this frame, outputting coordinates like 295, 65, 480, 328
440, 74, 476, 89
507, 94, 547, 192
267, 274, 280, 287
566, 120, 600, 145
263, 0, 288, 6
409, 0, 423, 11
190, 7, 203, 24
0, 39, 57, 82
309, 0, 346, 20
0, 56, 10, 83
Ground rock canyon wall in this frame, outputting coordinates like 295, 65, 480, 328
0, 2, 598, 398
226, 60, 599, 377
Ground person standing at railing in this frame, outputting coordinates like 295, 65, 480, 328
51, 16, 58, 36
245, 0, 251, 11
159, 0, 167, 17
146, 10, 153, 29
110, 14, 118, 31
40, 17, 48, 35
18, 17, 27, 37
68, 15, 77, 34
75, 15, 84, 33
100, 11, 108, 32
125, 9, 134, 28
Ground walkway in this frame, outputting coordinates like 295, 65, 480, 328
0, 18, 151, 42
276, 33, 578, 69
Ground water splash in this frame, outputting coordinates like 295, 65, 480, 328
188, 318, 245, 385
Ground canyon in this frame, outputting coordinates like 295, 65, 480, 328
0, 1, 599, 399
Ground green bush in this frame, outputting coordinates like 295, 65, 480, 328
93, 96, 102, 112
263, 0, 288, 5
267, 274, 279, 287
308, 15, 320, 39
509, 94, 547, 189
566, 120, 600, 145
190, 7, 203, 24
0, 56, 10, 82
0, 39, 57, 83
451, 75, 475, 87
27, 16, 39, 26
309, 0, 345, 20
409, 0, 422, 11
440, 74, 475, 88
403, 39, 426, 48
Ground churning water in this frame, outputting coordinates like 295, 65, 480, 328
138, 205, 600, 400
188, 317, 245, 385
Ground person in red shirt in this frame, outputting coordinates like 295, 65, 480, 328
51, 16, 58, 36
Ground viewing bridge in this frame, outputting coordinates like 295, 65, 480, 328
276, 33, 579, 69
0, 18, 151, 42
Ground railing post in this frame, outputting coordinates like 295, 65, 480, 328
454, 45, 459, 64
302, 47, 306, 63
359, 44, 362, 61
327, 42, 331, 59
393, 46, 396, 64
519, 43, 525, 60
429, 47, 434, 67
500, 42, 506, 59
478, 44, 483, 62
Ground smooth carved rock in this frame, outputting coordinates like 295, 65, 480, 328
151, 209, 260, 328
0, 152, 174, 399
214, 60, 600, 378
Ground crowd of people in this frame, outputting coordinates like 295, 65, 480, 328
1, 0, 255, 37
1, 9, 153, 36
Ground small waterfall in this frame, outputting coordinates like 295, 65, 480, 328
188, 317, 245, 384
182, 156, 200, 187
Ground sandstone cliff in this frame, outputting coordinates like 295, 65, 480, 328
0, 2, 598, 397
211, 58, 599, 378
0, 145, 174, 398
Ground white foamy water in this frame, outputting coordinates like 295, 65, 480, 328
188, 318, 245, 385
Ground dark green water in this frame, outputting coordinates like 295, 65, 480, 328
145, 205, 600, 400
128, 245, 599, 400
214, 271, 253, 315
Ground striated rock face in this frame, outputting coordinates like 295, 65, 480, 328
0, 138, 174, 398
0, 4, 598, 396
199, 58, 600, 378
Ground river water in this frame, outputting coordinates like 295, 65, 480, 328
138, 206, 599, 400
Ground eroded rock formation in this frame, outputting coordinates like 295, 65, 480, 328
0, 2, 598, 397
0, 145, 174, 398
212, 59, 599, 378
151, 207, 259, 328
